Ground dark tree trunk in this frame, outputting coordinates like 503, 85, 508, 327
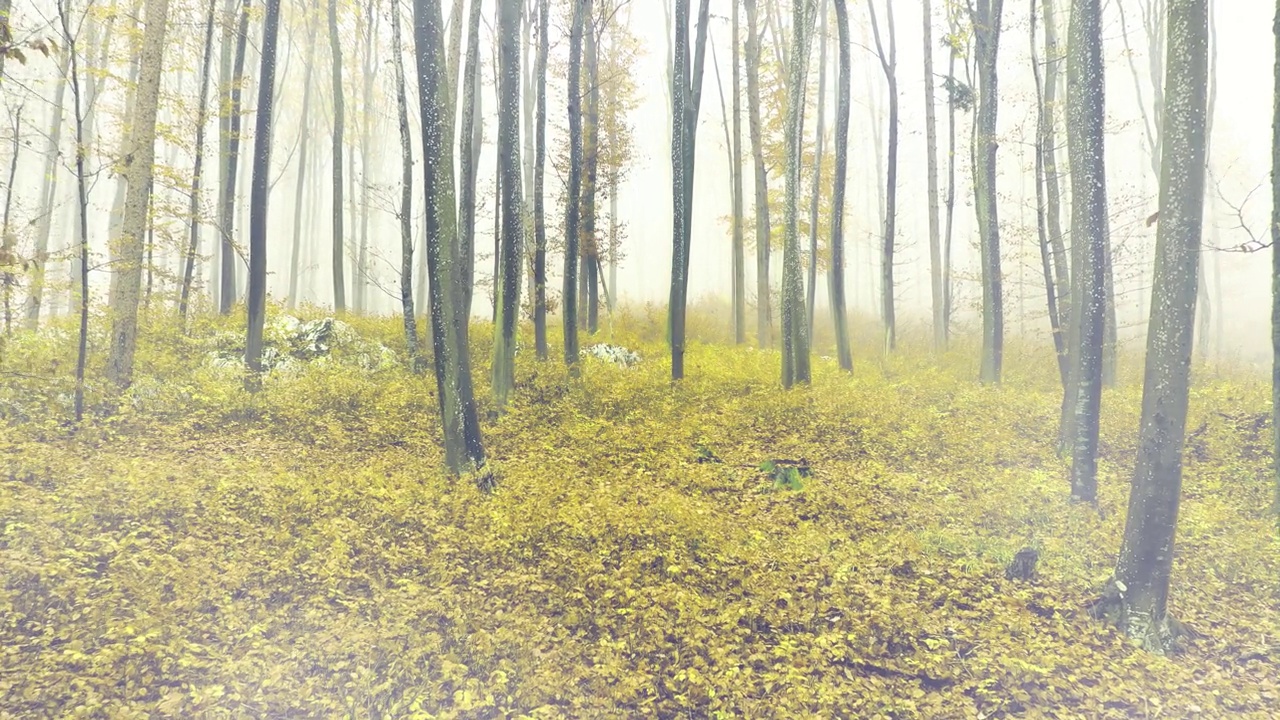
493, 0, 523, 409
533, 0, 549, 360
329, 0, 346, 312
830, 0, 852, 371
745, 0, 771, 348
869, 0, 898, 353
390, 0, 418, 368
180, 0, 222, 321
457, 0, 482, 315
286, 2, 318, 310
564, 0, 585, 366
218, 0, 251, 315
246, 0, 282, 376
973, 0, 1005, 383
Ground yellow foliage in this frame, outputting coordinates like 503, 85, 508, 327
0, 307, 1277, 717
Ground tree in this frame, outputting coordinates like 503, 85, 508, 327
780, 0, 813, 389
413, 0, 487, 478
179, 0, 221, 321
829, 0, 851, 371
105, 0, 171, 388
286, 0, 318, 311
246, 0, 282, 377
972, 0, 1004, 384
1273, 0, 1280, 522
532, 0, 549, 360
668, 0, 711, 380
582, 0, 600, 334
1030, 0, 1068, 387
390, 0, 419, 368
217, 0, 251, 315
1104, 0, 1208, 654
868, 0, 898, 353
493, 0, 523, 409
457, 0, 482, 315
804, 0, 828, 339
922, 0, 944, 350
1040, 0, 1070, 326
731, 0, 745, 343
354, 0, 378, 314
1064, 0, 1107, 503
564, 0, 585, 365
329, 0, 346, 312
22, 47, 67, 330
745, 0, 771, 348
56, 0, 91, 420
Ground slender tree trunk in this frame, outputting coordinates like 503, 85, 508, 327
1031, 0, 1068, 389
805, 0, 828, 339
180, 0, 221, 321
830, 0, 852, 371
216, 0, 250, 314
730, 0, 745, 343
56, 0, 91, 420
105, 0, 171, 388
329, 0, 346, 312
583, 2, 600, 334
943, 44, 958, 343
107, 0, 143, 284
493, 0, 523, 409
564, 0, 585, 364
1273, 0, 1280, 523
745, 0, 772, 348
23, 52, 68, 330
1110, 0, 1207, 654
1, 109, 18, 340
869, 0, 898, 353
457, 0, 481, 315
922, 0, 945, 350
533, 0, 549, 360
246, 0, 282, 376
413, 0, 487, 478
1065, 0, 1107, 503
668, 0, 712, 380
286, 3, 317, 310
973, 0, 1005, 384
781, 0, 814, 388
390, 0, 419, 368
1043, 0, 1070, 321
355, 0, 376, 314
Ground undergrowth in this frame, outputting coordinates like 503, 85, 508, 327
1, 306, 1277, 718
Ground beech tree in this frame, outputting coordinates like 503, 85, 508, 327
1102, 0, 1208, 654
564, 0, 585, 365
285, 0, 318, 311
804, 0, 827, 338
329, 0, 346, 312
105, 0, 171, 388
1030, 0, 1068, 387
493, 0, 523, 409
245, 0, 281, 377
972, 0, 1004, 384
390, 0, 419, 367
179, 0, 221, 321
414, 0, 487, 477
829, 0, 851, 371
780, 0, 813, 389
1273, 0, 1280, 518
668, 0, 711, 380
922, 0, 944, 350
745, 0, 771, 348
868, 0, 897, 353
532, 0, 550, 360
1064, 0, 1107, 503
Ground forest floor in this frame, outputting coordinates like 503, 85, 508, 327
1, 308, 1278, 718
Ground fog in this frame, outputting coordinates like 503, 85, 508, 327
1, 0, 1274, 362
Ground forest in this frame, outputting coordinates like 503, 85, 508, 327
1, 0, 1278, 716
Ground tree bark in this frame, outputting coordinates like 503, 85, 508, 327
745, 0, 771, 348
923, 0, 944, 351
731, 0, 745, 344
329, 0, 346, 312
564, 0, 585, 365
180, 0, 222, 321
355, 0, 377, 313
869, 0, 898, 354
1065, 0, 1107, 504
457, 0, 481, 316
105, 0, 171, 388
216, 0, 250, 314
390, 0, 419, 368
830, 0, 852, 371
493, 0, 523, 409
23, 50, 68, 330
805, 0, 828, 339
1273, 0, 1280, 524
1112, 0, 1208, 654
286, 2, 318, 310
583, 2, 600, 334
1042, 0, 1070, 322
246, 0, 281, 376
533, 0, 549, 360
413, 0, 487, 478
973, 0, 1004, 384
1031, 0, 1068, 388
781, 0, 813, 388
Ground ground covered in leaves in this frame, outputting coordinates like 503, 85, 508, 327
1, 309, 1278, 718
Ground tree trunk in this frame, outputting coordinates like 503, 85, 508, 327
1, 109, 19, 339
731, 0, 745, 344
329, 0, 346, 312
246, 0, 282, 376
973, 0, 1004, 384
23, 51, 68, 330
1030, 0, 1068, 388
781, 0, 813, 389
413, 0, 487, 478
493, 0, 523, 409
942, 40, 959, 344
180, 0, 222, 321
216, 0, 250, 314
286, 2, 317, 310
1042, 0, 1070, 322
355, 0, 377, 314
1273, 0, 1280, 524
923, 0, 944, 351
105, 0, 171, 388
805, 0, 828, 339
1111, 0, 1207, 654
457, 0, 481, 315
564, 0, 585, 364
56, 0, 91, 420
1065, 0, 1107, 503
869, 0, 898, 354
583, 3, 600, 334
745, 0, 771, 348
390, 0, 419, 368
830, 0, 852, 371
533, 0, 549, 360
